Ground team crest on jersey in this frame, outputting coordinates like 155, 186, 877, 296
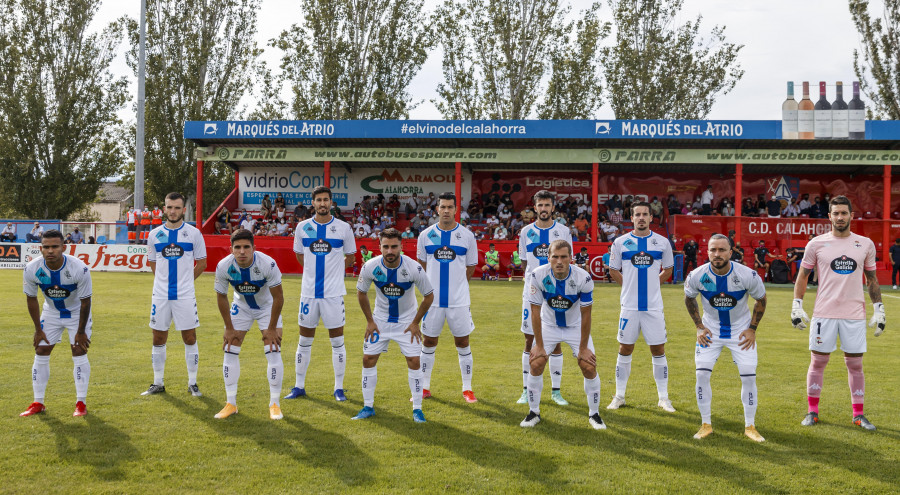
455, 232, 462, 240
854, 241, 861, 248
651, 238, 658, 246
400, 268, 408, 278
552, 230, 560, 238
568, 278, 577, 290
830, 256, 857, 274
330, 225, 337, 233
64, 269, 71, 278
253, 266, 261, 276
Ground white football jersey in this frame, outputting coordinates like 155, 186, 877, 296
357, 255, 433, 324
684, 261, 766, 339
526, 264, 594, 328
518, 221, 571, 277
293, 216, 356, 299
214, 252, 283, 311
416, 223, 478, 308
147, 222, 207, 300
23, 254, 92, 318
608, 231, 673, 311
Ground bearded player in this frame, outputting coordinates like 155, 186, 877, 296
685, 234, 767, 442
516, 190, 571, 406
792, 195, 883, 430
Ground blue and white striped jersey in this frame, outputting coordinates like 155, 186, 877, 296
608, 231, 673, 311
684, 261, 765, 339
293, 216, 356, 299
146, 222, 207, 301
357, 255, 433, 324
417, 223, 478, 308
214, 252, 283, 311
23, 255, 92, 318
518, 221, 571, 277
526, 264, 593, 328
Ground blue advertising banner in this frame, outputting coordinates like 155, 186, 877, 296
186, 119, 788, 141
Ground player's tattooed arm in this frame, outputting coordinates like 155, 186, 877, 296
793, 267, 811, 300
685, 296, 703, 328
864, 270, 882, 304
749, 295, 767, 329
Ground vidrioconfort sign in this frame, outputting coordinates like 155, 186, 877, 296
238, 167, 473, 209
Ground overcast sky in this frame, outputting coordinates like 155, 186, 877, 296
96, 0, 875, 121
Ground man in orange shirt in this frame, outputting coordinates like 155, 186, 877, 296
126, 206, 138, 244
151, 205, 163, 228
140, 206, 152, 244
573, 214, 588, 241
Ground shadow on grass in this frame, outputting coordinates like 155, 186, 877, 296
162, 394, 374, 486
41, 414, 141, 482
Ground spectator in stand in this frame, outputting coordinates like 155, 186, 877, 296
369, 228, 381, 240
754, 240, 775, 281
808, 196, 823, 218
500, 193, 514, 211
329, 203, 342, 219
65, 232, 75, 244
459, 208, 470, 223
799, 193, 811, 215
254, 222, 267, 237
622, 195, 633, 218
650, 197, 663, 225
605, 194, 622, 212
608, 207, 623, 229
683, 239, 699, 273
260, 194, 273, 220
569, 224, 579, 243
481, 243, 500, 280
819, 193, 831, 214
87, 236, 96, 244
573, 214, 588, 239
275, 217, 290, 236
576, 200, 588, 217
680, 203, 691, 215
406, 192, 419, 218
743, 198, 756, 217
687, 207, 698, 215
520, 206, 535, 224
700, 185, 714, 215
274, 192, 286, 210
498, 204, 512, 226
555, 212, 567, 226
427, 212, 439, 227
219, 206, 232, 227
783, 197, 800, 217
1, 222, 15, 242
574, 247, 589, 271
509, 214, 524, 237
70, 227, 84, 244
26, 222, 43, 242
766, 195, 782, 218
410, 212, 426, 235
720, 199, 735, 216
732, 242, 744, 263
485, 214, 499, 229
601, 219, 618, 242
386, 194, 401, 218
274, 202, 287, 222
401, 226, 415, 239
755, 194, 766, 213
424, 192, 437, 211
266, 221, 278, 237
293, 202, 309, 223
494, 223, 509, 240
239, 211, 256, 232
355, 218, 372, 238
667, 195, 681, 216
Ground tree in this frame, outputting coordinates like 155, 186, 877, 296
272, 0, 433, 120
435, 0, 593, 119
850, 0, 900, 120
124, 0, 264, 220
600, 0, 743, 119
538, 4, 609, 119
0, 0, 127, 220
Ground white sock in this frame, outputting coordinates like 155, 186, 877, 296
295, 336, 313, 389
584, 375, 601, 415
527, 372, 543, 415
550, 353, 563, 390
32, 355, 50, 403
457, 346, 473, 391
739, 368, 758, 427
521, 351, 530, 390
151, 345, 166, 386
265, 348, 283, 406
185, 343, 199, 386
362, 366, 377, 408
615, 353, 632, 398
696, 368, 713, 424
330, 336, 346, 391
409, 367, 424, 409
73, 355, 90, 402
421, 345, 437, 389
652, 354, 669, 400
223, 346, 241, 404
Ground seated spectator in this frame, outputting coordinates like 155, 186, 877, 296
754, 240, 775, 280
406, 193, 420, 217
70, 227, 84, 244
26, 222, 43, 242
574, 247, 589, 271
369, 228, 381, 240
293, 202, 309, 222
607, 207, 623, 228
798, 194, 811, 215
260, 194, 273, 220
386, 195, 401, 218
65, 232, 74, 244
1, 222, 16, 242
509, 214, 524, 234
216, 215, 232, 235
573, 214, 588, 238
410, 212, 426, 234
355, 219, 372, 238
601, 219, 618, 242
809, 197, 823, 218
486, 215, 500, 229
783, 198, 800, 217
275, 217, 290, 236
731, 242, 744, 263
667, 195, 681, 215
87, 236, 96, 244
401, 227, 415, 239
520, 207, 535, 224
681, 204, 691, 215
274, 192, 286, 210
720, 199, 735, 216
239, 212, 256, 232
494, 224, 509, 240
254, 223, 268, 237
274, 204, 287, 222
498, 204, 512, 225
219, 206, 232, 226
650, 197, 663, 224
266, 221, 278, 237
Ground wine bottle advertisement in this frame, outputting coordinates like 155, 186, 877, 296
782, 80, 865, 140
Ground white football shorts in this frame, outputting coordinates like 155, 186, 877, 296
694, 334, 758, 370
229, 303, 284, 332
422, 307, 475, 338
616, 309, 667, 346
150, 297, 199, 331
362, 318, 422, 357
39, 312, 93, 347
535, 322, 596, 357
809, 317, 866, 354
298, 296, 345, 329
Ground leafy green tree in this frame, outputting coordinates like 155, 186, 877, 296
0, 0, 127, 219
601, 0, 743, 119
435, 0, 590, 119
850, 0, 900, 119
273, 0, 433, 119
123, 0, 264, 219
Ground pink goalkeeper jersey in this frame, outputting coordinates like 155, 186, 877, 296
800, 231, 876, 320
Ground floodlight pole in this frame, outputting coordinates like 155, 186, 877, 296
134, 0, 146, 211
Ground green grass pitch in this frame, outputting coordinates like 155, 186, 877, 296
1, 270, 898, 493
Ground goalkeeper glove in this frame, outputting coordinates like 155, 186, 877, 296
791, 299, 809, 330
869, 302, 885, 337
